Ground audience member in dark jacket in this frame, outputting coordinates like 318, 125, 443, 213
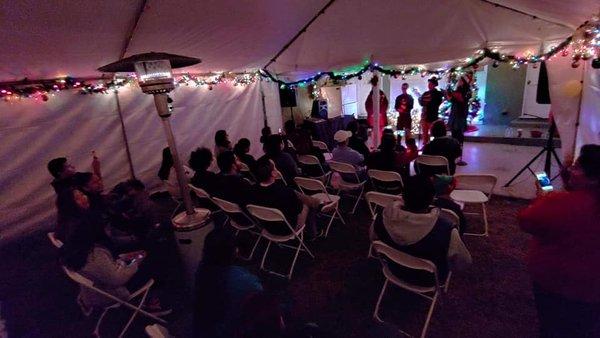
422, 120, 462, 174
346, 120, 371, 159
214, 151, 253, 206
234, 138, 257, 172
189, 147, 219, 195
259, 134, 299, 185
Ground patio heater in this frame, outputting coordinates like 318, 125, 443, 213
99, 52, 205, 226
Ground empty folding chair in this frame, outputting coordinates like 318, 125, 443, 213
212, 197, 262, 260
62, 266, 168, 338
246, 204, 314, 280
372, 241, 451, 338
297, 154, 331, 184
47, 232, 64, 248
294, 177, 345, 237
328, 160, 367, 214
368, 169, 404, 194
450, 174, 497, 236
312, 140, 333, 160
365, 192, 403, 258
415, 155, 450, 176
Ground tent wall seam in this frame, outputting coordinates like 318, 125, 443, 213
114, 91, 136, 179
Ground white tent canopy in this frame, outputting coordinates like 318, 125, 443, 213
1, 0, 598, 81
0, 0, 598, 242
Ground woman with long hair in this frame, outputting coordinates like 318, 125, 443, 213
214, 130, 232, 156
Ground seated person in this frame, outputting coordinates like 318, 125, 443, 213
55, 187, 110, 244
233, 138, 257, 173
189, 147, 218, 196
259, 134, 299, 185
374, 174, 471, 285
259, 126, 272, 151
402, 138, 419, 163
422, 120, 462, 175
158, 147, 192, 198
214, 130, 232, 157
195, 228, 263, 338
346, 120, 371, 159
48, 155, 102, 194
331, 130, 367, 182
60, 215, 167, 314
252, 158, 324, 238
214, 151, 253, 206
368, 133, 404, 173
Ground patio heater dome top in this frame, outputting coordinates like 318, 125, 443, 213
97, 52, 201, 73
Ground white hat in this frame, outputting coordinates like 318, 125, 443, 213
334, 130, 352, 143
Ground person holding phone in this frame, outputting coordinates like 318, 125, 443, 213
518, 144, 600, 337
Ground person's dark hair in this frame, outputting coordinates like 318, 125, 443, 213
346, 120, 359, 134
189, 147, 213, 172
264, 134, 283, 157
215, 130, 230, 148
238, 292, 284, 338
578, 144, 600, 181
403, 175, 436, 212
71, 172, 93, 190
406, 138, 416, 147
428, 77, 439, 86
430, 120, 447, 138
202, 228, 237, 266
234, 138, 251, 156
261, 126, 272, 138
382, 128, 394, 135
158, 147, 174, 181
284, 120, 295, 135
254, 157, 274, 183
217, 151, 236, 173
380, 134, 396, 152
370, 75, 379, 86
48, 157, 67, 178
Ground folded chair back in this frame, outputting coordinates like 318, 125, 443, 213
415, 155, 450, 175
373, 241, 439, 289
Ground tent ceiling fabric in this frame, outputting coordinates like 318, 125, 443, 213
1, 0, 597, 82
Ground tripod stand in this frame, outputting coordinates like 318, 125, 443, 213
504, 121, 563, 187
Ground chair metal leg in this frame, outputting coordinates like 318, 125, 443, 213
287, 242, 303, 280
118, 287, 151, 338
482, 203, 489, 236
336, 209, 346, 224
420, 291, 439, 338
93, 308, 111, 337
350, 186, 365, 214
367, 243, 374, 258
260, 241, 272, 272
240, 233, 261, 261
324, 212, 336, 238
373, 279, 389, 323
443, 272, 452, 293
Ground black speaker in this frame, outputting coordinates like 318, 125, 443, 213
536, 61, 551, 104
279, 87, 297, 107
311, 99, 328, 119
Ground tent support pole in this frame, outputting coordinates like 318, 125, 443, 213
263, 0, 337, 69
259, 79, 268, 127
478, 0, 572, 29
118, 0, 148, 60
571, 61, 586, 159
114, 91, 136, 179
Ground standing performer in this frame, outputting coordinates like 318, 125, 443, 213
446, 72, 472, 165
419, 77, 444, 145
365, 75, 389, 147
394, 82, 414, 140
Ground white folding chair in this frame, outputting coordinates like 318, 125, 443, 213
372, 241, 451, 338
294, 177, 345, 238
246, 204, 314, 280
450, 174, 497, 237
328, 160, 367, 214
368, 169, 404, 194
47, 231, 64, 248
62, 266, 167, 338
312, 140, 333, 160
297, 154, 331, 184
439, 208, 461, 232
415, 155, 450, 176
273, 169, 288, 186
211, 197, 262, 260
365, 192, 403, 258
238, 162, 256, 183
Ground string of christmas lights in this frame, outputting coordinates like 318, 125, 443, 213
0, 72, 260, 103
261, 16, 600, 88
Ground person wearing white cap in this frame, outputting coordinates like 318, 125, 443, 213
332, 130, 367, 181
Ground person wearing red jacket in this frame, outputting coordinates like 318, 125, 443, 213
365, 75, 389, 144
518, 144, 600, 337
